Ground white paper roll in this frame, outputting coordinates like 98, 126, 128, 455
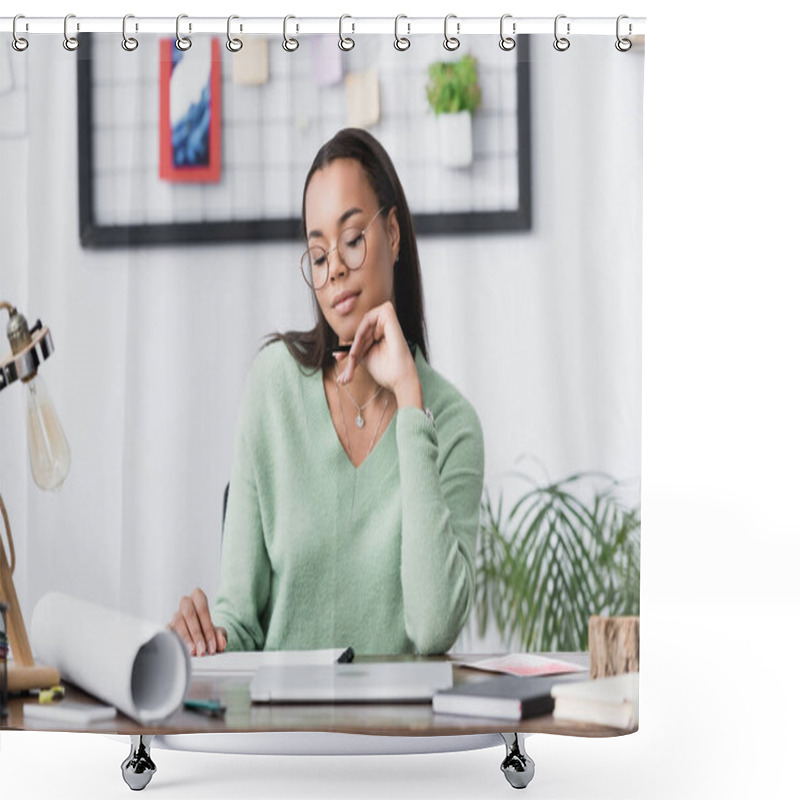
31, 592, 190, 724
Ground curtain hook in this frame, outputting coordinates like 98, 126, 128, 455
615, 15, 632, 52
394, 15, 410, 51
122, 14, 139, 51
282, 15, 299, 52
12, 14, 29, 52
226, 14, 243, 52
499, 14, 516, 51
63, 13, 79, 51
443, 14, 460, 51
553, 14, 571, 52
339, 14, 355, 51
175, 14, 192, 51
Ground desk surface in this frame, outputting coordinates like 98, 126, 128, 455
1, 653, 635, 739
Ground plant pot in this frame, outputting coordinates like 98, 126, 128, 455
437, 110, 473, 168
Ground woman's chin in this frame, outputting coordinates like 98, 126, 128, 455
332, 321, 362, 345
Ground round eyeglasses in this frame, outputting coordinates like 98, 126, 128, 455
300, 206, 385, 290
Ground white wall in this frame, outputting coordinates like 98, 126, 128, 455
0, 32, 642, 650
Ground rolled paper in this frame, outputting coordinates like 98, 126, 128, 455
31, 592, 190, 724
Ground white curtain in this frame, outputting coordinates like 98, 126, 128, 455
0, 33, 643, 651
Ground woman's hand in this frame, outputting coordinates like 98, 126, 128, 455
168, 587, 227, 657
336, 301, 422, 407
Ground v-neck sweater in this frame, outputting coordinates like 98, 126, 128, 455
212, 340, 485, 656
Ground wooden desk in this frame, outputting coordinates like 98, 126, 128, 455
2, 653, 635, 790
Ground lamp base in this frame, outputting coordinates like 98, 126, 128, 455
8, 662, 61, 692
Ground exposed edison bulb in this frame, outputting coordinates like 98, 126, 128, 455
24, 374, 71, 491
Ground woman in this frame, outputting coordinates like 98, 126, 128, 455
169, 128, 484, 657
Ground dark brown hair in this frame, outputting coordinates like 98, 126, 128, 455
263, 128, 429, 372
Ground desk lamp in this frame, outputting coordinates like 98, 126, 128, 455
1, 602, 8, 715
0, 300, 69, 691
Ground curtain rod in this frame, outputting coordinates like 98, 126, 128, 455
0, 16, 646, 37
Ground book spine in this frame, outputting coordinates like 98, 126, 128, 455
520, 694, 555, 719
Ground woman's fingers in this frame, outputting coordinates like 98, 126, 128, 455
172, 599, 201, 654
172, 589, 217, 656
169, 613, 194, 653
347, 317, 377, 367
336, 302, 410, 387
191, 587, 219, 655
348, 332, 377, 378
341, 341, 373, 384
177, 595, 205, 655
168, 589, 225, 656
341, 310, 382, 383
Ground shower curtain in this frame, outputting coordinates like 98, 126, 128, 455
0, 13, 643, 747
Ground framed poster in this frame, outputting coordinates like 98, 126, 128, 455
158, 38, 222, 183
77, 33, 531, 248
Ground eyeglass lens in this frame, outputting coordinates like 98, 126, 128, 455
301, 227, 368, 289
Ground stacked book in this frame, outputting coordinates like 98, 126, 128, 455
433, 670, 638, 730
552, 672, 639, 730
433, 673, 582, 721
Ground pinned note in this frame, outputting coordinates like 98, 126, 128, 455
310, 35, 343, 86
232, 35, 269, 86
345, 68, 380, 128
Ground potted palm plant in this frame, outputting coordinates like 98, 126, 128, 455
426, 54, 481, 168
475, 465, 641, 652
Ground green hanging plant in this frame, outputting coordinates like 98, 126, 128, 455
426, 55, 482, 115
475, 466, 641, 652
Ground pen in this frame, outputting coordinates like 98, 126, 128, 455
184, 698, 226, 717
327, 338, 415, 356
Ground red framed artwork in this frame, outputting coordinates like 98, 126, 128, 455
159, 38, 222, 183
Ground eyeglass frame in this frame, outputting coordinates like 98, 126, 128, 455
300, 206, 386, 290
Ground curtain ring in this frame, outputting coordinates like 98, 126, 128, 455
499, 14, 516, 51
226, 14, 243, 52
394, 14, 410, 51
615, 15, 632, 52
339, 14, 355, 51
443, 14, 460, 51
175, 14, 192, 51
282, 15, 299, 52
63, 13, 79, 51
122, 14, 139, 51
553, 14, 570, 51
12, 14, 28, 52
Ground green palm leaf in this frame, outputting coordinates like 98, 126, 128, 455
475, 468, 641, 652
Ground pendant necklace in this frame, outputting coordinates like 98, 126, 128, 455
334, 362, 383, 428
334, 374, 391, 460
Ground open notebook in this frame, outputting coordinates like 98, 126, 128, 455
191, 647, 354, 679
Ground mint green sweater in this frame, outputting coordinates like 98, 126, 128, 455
212, 341, 484, 656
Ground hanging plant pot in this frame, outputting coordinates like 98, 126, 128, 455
437, 110, 473, 168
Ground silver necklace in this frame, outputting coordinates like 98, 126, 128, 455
334, 362, 383, 429
334, 375, 391, 461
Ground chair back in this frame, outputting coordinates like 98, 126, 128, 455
222, 482, 230, 536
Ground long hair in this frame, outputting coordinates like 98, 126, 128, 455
264, 128, 429, 372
